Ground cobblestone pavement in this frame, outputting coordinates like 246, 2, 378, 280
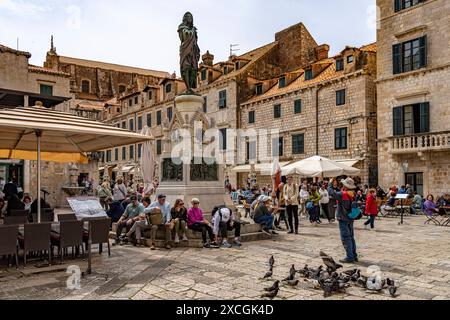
1, 216, 450, 300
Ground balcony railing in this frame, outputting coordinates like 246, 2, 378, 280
389, 131, 450, 154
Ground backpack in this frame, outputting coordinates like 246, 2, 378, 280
306, 201, 314, 212
340, 195, 362, 220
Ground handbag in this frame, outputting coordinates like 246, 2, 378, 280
148, 207, 163, 226
306, 201, 314, 211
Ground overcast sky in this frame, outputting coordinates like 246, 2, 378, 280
0, 0, 376, 74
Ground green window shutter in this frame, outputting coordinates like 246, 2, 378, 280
419, 102, 430, 133
419, 36, 427, 68
393, 43, 402, 74
294, 99, 302, 114
393, 107, 404, 136
394, 0, 402, 12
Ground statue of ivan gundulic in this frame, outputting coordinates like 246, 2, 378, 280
178, 12, 200, 95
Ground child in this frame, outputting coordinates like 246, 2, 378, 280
364, 188, 378, 229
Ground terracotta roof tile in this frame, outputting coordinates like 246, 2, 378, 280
28, 65, 71, 77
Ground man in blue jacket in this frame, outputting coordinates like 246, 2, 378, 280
328, 178, 359, 264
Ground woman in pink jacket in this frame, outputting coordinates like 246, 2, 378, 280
364, 189, 378, 230
187, 198, 218, 248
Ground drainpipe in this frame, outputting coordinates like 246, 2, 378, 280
315, 84, 324, 156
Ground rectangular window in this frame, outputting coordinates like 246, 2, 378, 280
157, 110, 162, 125
292, 134, 305, 154
106, 150, 112, 162
272, 137, 284, 157
256, 84, 263, 95
129, 99, 133, 107
274, 104, 281, 119
219, 90, 227, 109
167, 107, 173, 122
294, 99, 302, 114
347, 55, 354, 63
81, 80, 90, 94
137, 116, 143, 131
138, 144, 142, 159
40, 84, 53, 96
148, 91, 153, 100
393, 103, 430, 136
122, 147, 126, 160
219, 128, 227, 151
129, 119, 134, 131
335, 128, 348, 150
393, 36, 427, 74
279, 77, 286, 88
305, 69, 313, 81
336, 89, 346, 106
203, 96, 208, 113
146, 113, 152, 127
405, 172, 424, 196
201, 69, 207, 81
395, 0, 424, 12
101, 151, 105, 163
121, 121, 126, 129
156, 140, 162, 155
134, 96, 139, 105
246, 141, 257, 162
336, 59, 344, 71
235, 61, 240, 70
129, 145, 134, 160
223, 66, 228, 75
165, 83, 172, 93
114, 148, 119, 161
248, 111, 255, 124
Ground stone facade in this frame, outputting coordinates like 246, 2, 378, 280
239, 44, 378, 187
376, 0, 450, 196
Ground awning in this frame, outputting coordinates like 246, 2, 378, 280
99, 166, 105, 171
335, 159, 360, 168
113, 165, 134, 173
231, 162, 290, 174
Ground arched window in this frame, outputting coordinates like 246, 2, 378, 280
81, 80, 90, 94
119, 85, 126, 93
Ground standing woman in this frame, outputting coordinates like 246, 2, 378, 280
319, 184, 332, 223
299, 185, 309, 217
309, 186, 322, 225
283, 176, 299, 234
364, 189, 378, 230
113, 178, 127, 203
98, 180, 112, 211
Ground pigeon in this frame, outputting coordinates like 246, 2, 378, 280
388, 285, 398, 298
264, 280, 280, 292
320, 251, 343, 272
269, 255, 275, 268
261, 288, 279, 299
318, 278, 334, 298
386, 278, 395, 287
282, 273, 295, 282
343, 269, 359, 277
357, 278, 367, 288
297, 265, 309, 277
285, 279, 300, 287
351, 270, 361, 282
289, 265, 297, 278
338, 281, 350, 291
261, 267, 273, 280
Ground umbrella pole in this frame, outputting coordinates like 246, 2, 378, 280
36, 130, 42, 223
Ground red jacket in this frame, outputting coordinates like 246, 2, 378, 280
365, 194, 378, 216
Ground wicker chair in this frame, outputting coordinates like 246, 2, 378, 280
0, 225, 19, 269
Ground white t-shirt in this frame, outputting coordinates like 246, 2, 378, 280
319, 188, 330, 204
212, 207, 233, 236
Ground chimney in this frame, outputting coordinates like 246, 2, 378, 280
202, 50, 214, 66
315, 44, 330, 60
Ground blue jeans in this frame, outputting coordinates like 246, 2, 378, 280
364, 215, 376, 229
338, 220, 357, 261
254, 215, 274, 230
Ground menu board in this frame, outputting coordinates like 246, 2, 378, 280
67, 197, 108, 219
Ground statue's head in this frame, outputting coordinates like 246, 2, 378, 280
182, 12, 194, 28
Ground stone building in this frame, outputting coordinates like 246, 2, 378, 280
238, 44, 378, 187
0, 43, 97, 206
100, 22, 327, 188
376, 0, 450, 196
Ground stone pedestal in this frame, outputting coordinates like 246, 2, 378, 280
157, 94, 225, 213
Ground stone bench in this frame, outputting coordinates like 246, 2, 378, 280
110, 222, 269, 248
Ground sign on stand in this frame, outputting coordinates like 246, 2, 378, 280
67, 197, 107, 220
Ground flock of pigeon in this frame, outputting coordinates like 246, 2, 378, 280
260, 252, 399, 299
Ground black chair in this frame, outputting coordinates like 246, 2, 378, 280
0, 225, 19, 269
85, 218, 111, 256
51, 221, 84, 263
4, 216, 28, 225
19, 223, 52, 267
10, 210, 30, 217
57, 214, 77, 222
31, 209, 54, 223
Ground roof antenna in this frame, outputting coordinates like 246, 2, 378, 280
230, 44, 240, 57
17, 37, 19, 51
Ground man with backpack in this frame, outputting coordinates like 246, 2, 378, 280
211, 205, 242, 248
328, 178, 359, 264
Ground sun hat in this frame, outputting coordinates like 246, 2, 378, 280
341, 178, 356, 190
191, 198, 200, 204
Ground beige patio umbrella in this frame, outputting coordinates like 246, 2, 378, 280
0, 106, 152, 222
281, 156, 360, 177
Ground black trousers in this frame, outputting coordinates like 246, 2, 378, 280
321, 203, 332, 221
116, 219, 135, 240
286, 205, 299, 232
275, 206, 289, 229
189, 222, 215, 244
219, 221, 241, 239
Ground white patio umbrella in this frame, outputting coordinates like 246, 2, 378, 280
281, 156, 360, 177
140, 126, 156, 194
0, 106, 152, 222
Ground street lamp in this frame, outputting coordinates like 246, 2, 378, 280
402, 160, 409, 173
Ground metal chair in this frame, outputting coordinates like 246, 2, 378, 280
52, 221, 84, 263
4, 216, 28, 225
19, 223, 52, 267
57, 214, 77, 222
0, 225, 19, 269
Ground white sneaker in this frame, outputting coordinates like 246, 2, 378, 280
182, 235, 189, 242
174, 234, 180, 244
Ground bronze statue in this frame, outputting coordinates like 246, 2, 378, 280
178, 12, 200, 94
